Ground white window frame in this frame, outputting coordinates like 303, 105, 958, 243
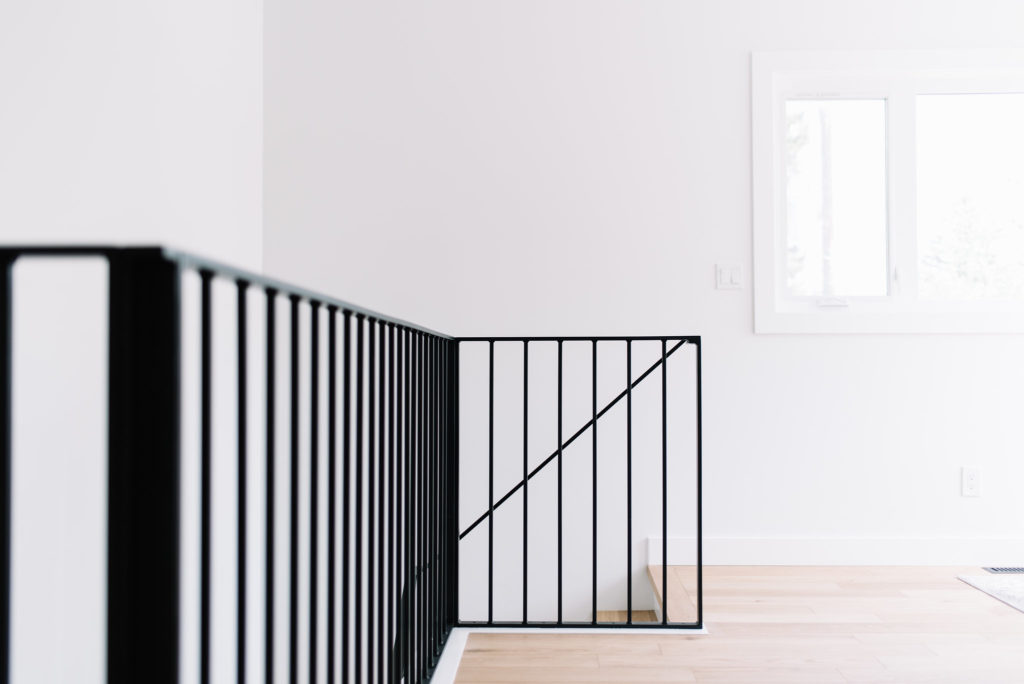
752, 50, 1024, 333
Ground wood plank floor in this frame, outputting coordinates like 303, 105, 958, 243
454, 566, 1024, 683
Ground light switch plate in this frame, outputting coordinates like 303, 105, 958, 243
716, 263, 742, 290
962, 467, 981, 497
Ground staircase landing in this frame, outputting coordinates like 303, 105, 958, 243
595, 609, 658, 623
647, 564, 699, 623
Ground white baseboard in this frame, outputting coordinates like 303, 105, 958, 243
647, 536, 1024, 566
431, 628, 468, 684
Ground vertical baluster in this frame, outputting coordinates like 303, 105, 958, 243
377, 322, 386, 682
200, 270, 213, 684
522, 341, 528, 625
438, 340, 446, 643
450, 341, 460, 630
591, 339, 597, 625
626, 340, 632, 625
288, 295, 300, 684
417, 334, 425, 680
237, 280, 249, 684
387, 325, 396, 684
354, 315, 364, 682
396, 330, 403, 679
431, 337, 439, 659
309, 303, 320, 684
695, 338, 703, 628
341, 311, 352, 684
426, 337, 434, 662
432, 339, 440, 655
410, 333, 417, 681
661, 338, 668, 625
403, 329, 412, 682
438, 340, 446, 641
414, 332, 421, 680
326, 308, 337, 684
556, 341, 562, 626
367, 320, 375, 684
264, 290, 277, 684
487, 341, 494, 626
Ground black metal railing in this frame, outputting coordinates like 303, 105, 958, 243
0, 246, 702, 684
455, 337, 702, 628
0, 247, 457, 684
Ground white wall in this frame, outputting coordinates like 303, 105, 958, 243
10, 260, 107, 684
263, 0, 1024, 570
0, 1, 262, 680
0, 0, 263, 269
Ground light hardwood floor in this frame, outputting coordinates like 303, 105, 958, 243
454, 566, 1024, 683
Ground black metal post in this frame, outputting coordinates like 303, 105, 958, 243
696, 337, 703, 628
106, 250, 181, 684
0, 255, 12, 684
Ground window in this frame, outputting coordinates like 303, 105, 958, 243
785, 99, 889, 299
753, 51, 1024, 333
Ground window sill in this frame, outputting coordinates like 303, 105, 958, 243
754, 307, 1024, 334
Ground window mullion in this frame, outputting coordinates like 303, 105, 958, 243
887, 80, 918, 306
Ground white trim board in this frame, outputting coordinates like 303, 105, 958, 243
647, 536, 1024, 566
431, 628, 468, 684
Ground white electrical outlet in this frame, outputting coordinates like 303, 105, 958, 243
962, 467, 981, 497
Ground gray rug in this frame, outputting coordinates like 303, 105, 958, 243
959, 574, 1024, 613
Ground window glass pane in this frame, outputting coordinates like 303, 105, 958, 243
784, 99, 889, 297
917, 93, 1024, 300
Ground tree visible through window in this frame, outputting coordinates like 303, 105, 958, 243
784, 99, 888, 299
917, 93, 1024, 301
